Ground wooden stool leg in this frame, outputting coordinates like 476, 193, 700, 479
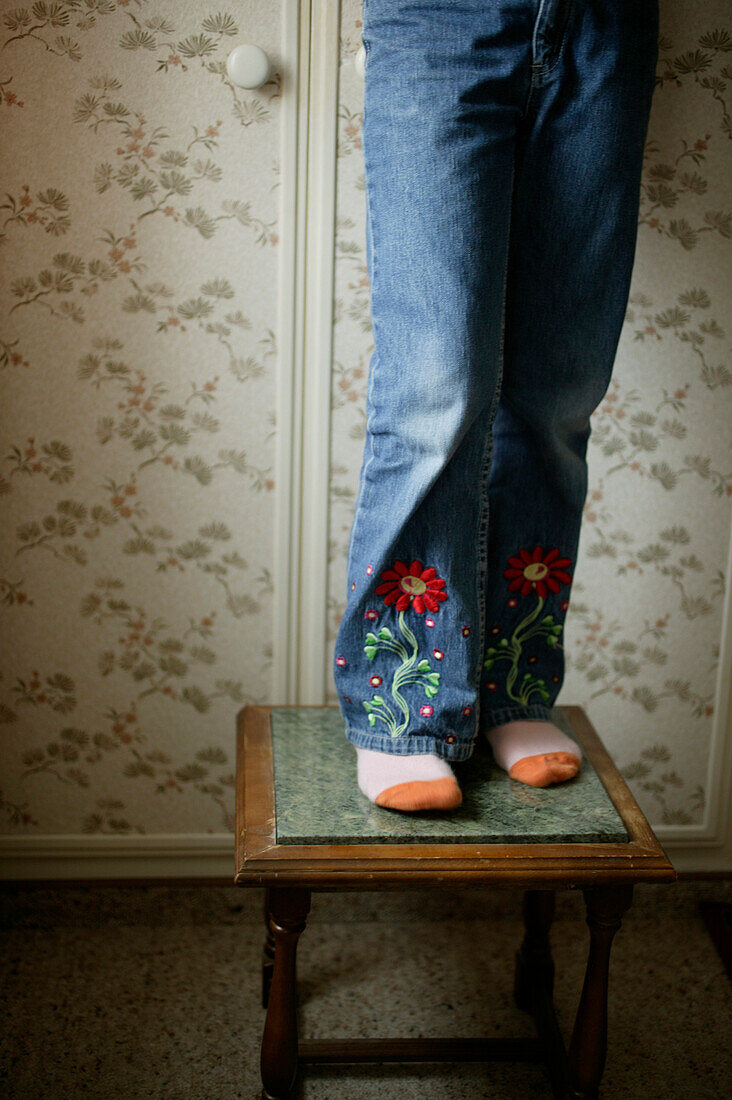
260, 886, 311, 1100
515, 890, 569, 1098
262, 887, 275, 1008
568, 884, 633, 1099
515, 888, 556, 1010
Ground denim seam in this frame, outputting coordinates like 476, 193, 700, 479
345, 726, 476, 763
347, 31, 377, 579
479, 703, 555, 731
472, 156, 515, 745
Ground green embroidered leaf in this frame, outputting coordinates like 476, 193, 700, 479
368, 714, 376, 726
417, 659, 430, 672
547, 635, 556, 646
364, 646, 377, 660
362, 701, 372, 712
372, 695, 384, 705
424, 685, 438, 698
426, 673, 440, 686
499, 639, 509, 647
484, 659, 494, 670
377, 627, 393, 639
365, 632, 377, 644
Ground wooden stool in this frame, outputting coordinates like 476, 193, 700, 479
235, 705, 676, 1099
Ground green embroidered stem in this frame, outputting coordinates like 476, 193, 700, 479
514, 595, 545, 640
388, 611, 417, 736
484, 595, 565, 705
362, 608, 441, 737
505, 640, 524, 701
365, 695, 398, 736
398, 609, 418, 652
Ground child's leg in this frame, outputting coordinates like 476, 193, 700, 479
481, 0, 659, 784
335, 0, 659, 808
334, 0, 526, 806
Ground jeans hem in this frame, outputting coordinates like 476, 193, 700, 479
479, 703, 556, 731
344, 725, 476, 763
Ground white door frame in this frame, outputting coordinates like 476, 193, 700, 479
272, 0, 340, 707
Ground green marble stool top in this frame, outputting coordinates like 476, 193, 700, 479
270, 706, 628, 846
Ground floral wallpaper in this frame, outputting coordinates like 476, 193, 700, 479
327, 0, 732, 827
1, 0, 730, 846
1, 1, 281, 835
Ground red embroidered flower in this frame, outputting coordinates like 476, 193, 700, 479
375, 559, 447, 614
503, 546, 572, 599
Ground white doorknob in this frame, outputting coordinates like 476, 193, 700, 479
226, 43, 271, 89
355, 43, 366, 79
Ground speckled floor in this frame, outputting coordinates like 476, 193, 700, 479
1, 880, 730, 1099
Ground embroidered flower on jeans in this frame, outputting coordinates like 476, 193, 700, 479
375, 559, 447, 615
484, 545, 573, 707
503, 545, 572, 598
362, 558, 445, 738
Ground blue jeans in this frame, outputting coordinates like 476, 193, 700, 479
334, 0, 658, 760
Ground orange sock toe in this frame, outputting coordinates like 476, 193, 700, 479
375, 777, 463, 812
508, 751, 581, 788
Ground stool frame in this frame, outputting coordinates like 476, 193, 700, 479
235, 705, 676, 1099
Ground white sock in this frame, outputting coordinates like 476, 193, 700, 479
486, 719, 582, 773
356, 746, 458, 803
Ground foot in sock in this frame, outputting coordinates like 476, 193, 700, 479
356, 746, 462, 811
485, 720, 582, 787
